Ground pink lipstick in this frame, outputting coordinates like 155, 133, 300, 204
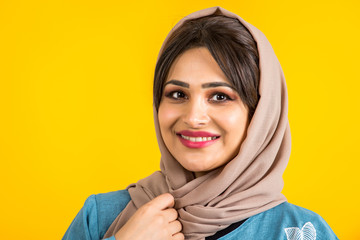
176, 130, 220, 148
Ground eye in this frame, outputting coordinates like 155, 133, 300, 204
165, 91, 187, 100
209, 92, 232, 102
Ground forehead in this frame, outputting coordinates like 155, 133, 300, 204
166, 47, 231, 86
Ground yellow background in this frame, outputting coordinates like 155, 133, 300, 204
1, 0, 359, 239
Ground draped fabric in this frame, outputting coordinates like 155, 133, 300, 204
104, 6, 291, 240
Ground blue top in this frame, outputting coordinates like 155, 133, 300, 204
62, 190, 338, 240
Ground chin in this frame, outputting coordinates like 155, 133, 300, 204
177, 157, 215, 173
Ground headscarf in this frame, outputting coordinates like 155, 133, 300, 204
104, 6, 291, 240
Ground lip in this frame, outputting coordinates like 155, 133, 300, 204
176, 130, 220, 149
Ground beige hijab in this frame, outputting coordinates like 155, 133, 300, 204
104, 6, 290, 240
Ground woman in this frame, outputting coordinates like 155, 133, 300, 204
63, 6, 338, 240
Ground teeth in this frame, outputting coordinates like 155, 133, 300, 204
182, 135, 190, 140
180, 135, 217, 142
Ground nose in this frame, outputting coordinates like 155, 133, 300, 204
183, 98, 210, 128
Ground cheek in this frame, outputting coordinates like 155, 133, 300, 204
211, 107, 249, 146
158, 103, 181, 133
213, 108, 248, 129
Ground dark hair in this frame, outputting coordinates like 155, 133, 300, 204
153, 14, 260, 119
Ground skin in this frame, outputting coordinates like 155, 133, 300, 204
158, 47, 250, 177
115, 47, 249, 239
115, 193, 184, 240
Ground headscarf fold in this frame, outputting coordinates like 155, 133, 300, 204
104, 6, 291, 240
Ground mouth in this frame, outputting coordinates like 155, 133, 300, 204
177, 134, 219, 142
176, 130, 220, 148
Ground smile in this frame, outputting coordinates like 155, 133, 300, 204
180, 135, 218, 142
176, 130, 220, 148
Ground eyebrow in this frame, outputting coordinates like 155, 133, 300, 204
164, 80, 189, 88
201, 82, 234, 89
164, 79, 234, 89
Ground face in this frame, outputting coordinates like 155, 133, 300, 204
158, 47, 250, 177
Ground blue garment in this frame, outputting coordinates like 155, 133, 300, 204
62, 190, 338, 240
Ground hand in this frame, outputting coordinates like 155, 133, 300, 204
114, 193, 184, 240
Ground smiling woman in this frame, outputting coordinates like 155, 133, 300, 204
63, 6, 338, 240
158, 48, 250, 177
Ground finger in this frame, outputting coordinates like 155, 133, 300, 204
172, 232, 185, 240
168, 220, 182, 235
162, 208, 178, 222
147, 193, 175, 210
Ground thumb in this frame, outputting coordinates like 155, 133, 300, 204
147, 193, 175, 210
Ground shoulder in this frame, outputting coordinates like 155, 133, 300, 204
263, 201, 327, 223
221, 202, 338, 240
63, 189, 131, 240
84, 189, 131, 238
272, 202, 338, 239
92, 189, 131, 213
83, 189, 131, 218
